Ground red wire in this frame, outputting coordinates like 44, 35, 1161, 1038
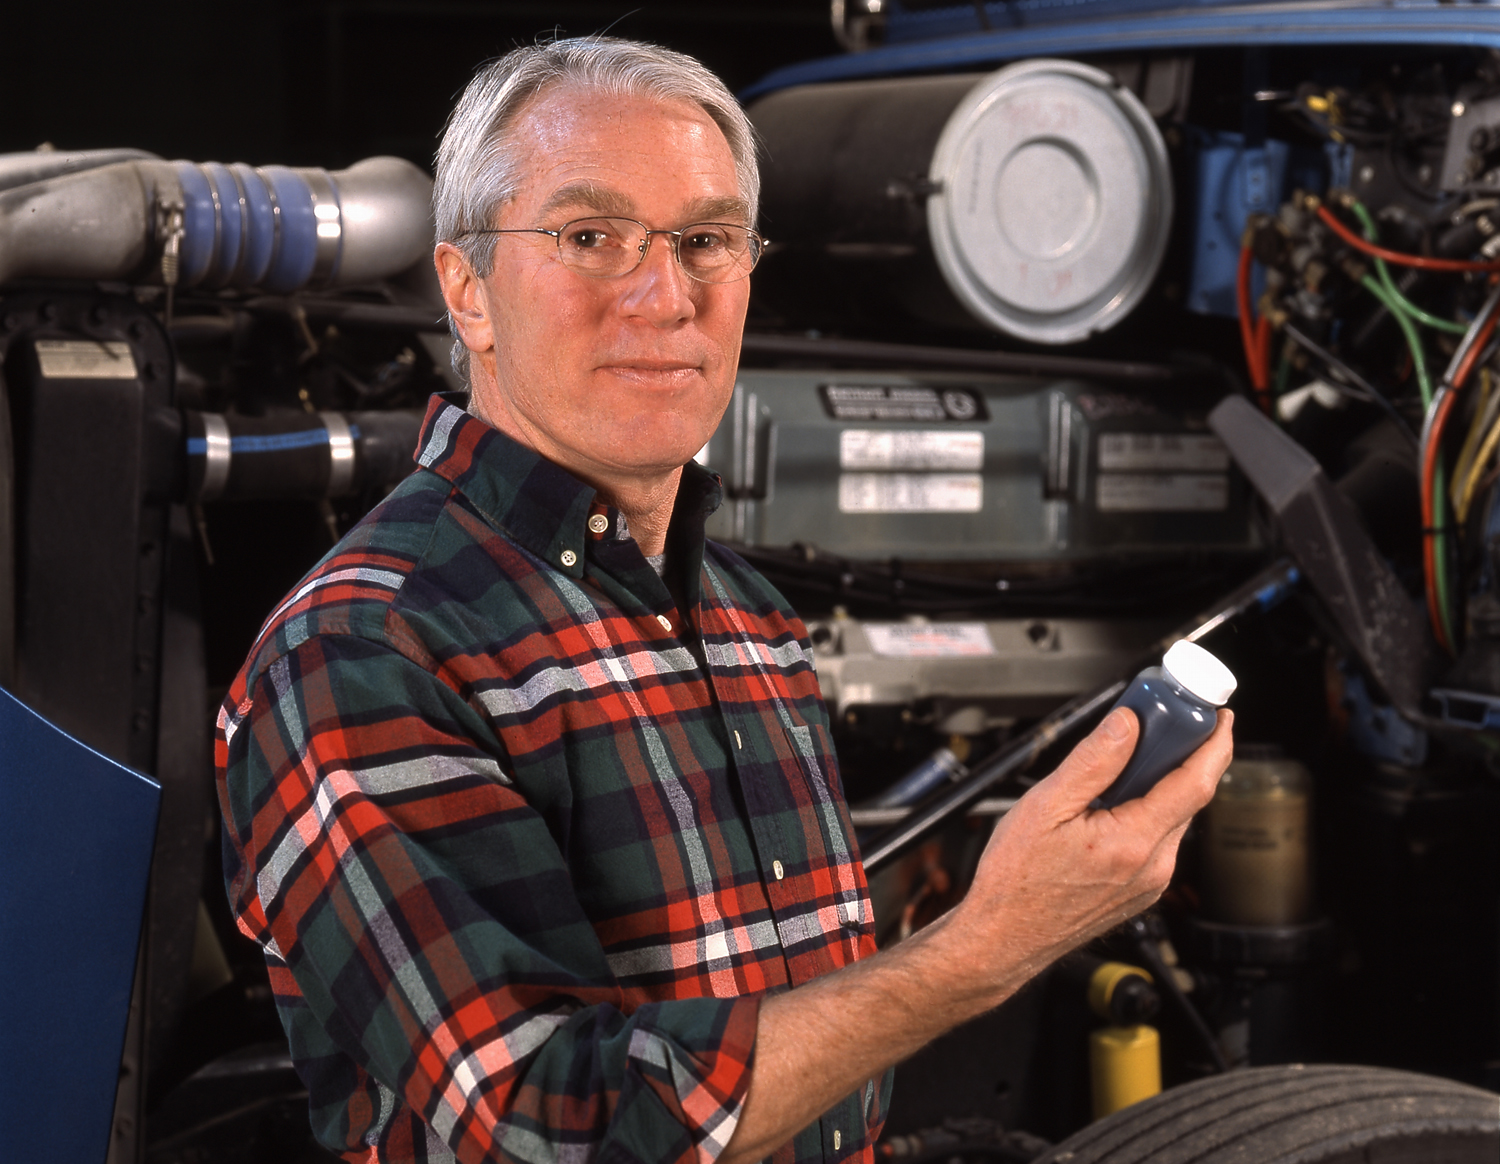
1318, 204, 1500, 272
1237, 244, 1267, 393
1254, 316, 1272, 410
1422, 390, 1459, 651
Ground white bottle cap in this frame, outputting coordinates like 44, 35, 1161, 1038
1161, 640, 1237, 706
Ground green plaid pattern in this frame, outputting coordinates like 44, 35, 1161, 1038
217, 395, 892, 1164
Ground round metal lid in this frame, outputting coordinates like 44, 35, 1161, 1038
927, 59, 1173, 345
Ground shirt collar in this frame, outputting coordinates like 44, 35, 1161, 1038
410, 392, 723, 579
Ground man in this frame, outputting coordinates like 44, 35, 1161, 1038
217, 36, 1232, 1164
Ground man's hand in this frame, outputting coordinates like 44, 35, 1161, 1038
720, 706, 1233, 1164
946, 705, 1234, 1003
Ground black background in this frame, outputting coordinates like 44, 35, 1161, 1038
0, 2, 841, 173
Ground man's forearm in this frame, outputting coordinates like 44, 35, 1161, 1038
718, 706, 1233, 1164
719, 910, 1017, 1164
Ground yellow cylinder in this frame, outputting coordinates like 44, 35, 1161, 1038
1087, 961, 1153, 1021
1089, 1024, 1162, 1120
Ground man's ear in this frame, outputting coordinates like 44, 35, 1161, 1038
434, 242, 494, 356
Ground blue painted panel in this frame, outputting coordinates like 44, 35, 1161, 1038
0, 687, 160, 1164
885, 0, 1294, 42
743, 3, 1500, 100
1187, 131, 1290, 318
1185, 133, 1348, 318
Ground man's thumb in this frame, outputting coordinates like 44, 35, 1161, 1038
1042, 706, 1139, 813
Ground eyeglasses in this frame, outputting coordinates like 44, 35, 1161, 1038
460, 217, 766, 284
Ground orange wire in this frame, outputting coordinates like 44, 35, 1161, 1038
1318, 204, 1500, 272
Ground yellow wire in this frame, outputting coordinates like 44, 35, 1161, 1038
1452, 367, 1496, 510
1457, 409, 1500, 524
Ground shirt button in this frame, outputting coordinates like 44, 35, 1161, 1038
560, 549, 577, 568
656, 614, 672, 632
588, 514, 609, 534
734, 730, 742, 750
833, 1130, 841, 1151
772, 860, 784, 880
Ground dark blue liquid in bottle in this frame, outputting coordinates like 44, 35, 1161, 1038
1093, 642, 1235, 810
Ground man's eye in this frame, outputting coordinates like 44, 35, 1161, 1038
566, 228, 613, 249
682, 228, 730, 252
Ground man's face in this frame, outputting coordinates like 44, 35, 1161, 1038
455, 87, 750, 490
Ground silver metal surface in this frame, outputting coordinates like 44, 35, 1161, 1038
0, 148, 159, 193
328, 156, 434, 285
849, 798, 1016, 829
0, 161, 161, 285
927, 59, 1173, 344
321, 412, 357, 497
199, 413, 231, 502
809, 614, 1175, 716
301, 168, 343, 285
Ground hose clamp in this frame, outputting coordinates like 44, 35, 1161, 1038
301, 168, 343, 286
322, 412, 356, 497
199, 412, 232, 502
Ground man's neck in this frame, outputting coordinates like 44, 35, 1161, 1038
466, 390, 682, 558
600, 469, 681, 557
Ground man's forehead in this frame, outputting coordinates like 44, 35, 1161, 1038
502, 88, 748, 224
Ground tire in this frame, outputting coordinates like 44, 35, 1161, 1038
1033, 1064, 1499, 1164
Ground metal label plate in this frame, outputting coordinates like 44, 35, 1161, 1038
34, 339, 137, 379
820, 383, 989, 422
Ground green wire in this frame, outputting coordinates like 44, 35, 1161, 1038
1348, 199, 1470, 335
1273, 340, 1292, 403
1359, 275, 1433, 404
1357, 271, 1458, 648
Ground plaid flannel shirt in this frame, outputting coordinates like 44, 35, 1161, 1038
217, 395, 892, 1164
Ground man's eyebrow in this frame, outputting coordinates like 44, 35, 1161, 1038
537, 181, 635, 220
684, 195, 752, 225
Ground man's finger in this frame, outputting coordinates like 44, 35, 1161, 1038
1114, 709, 1235, 831
1031, 706, 1140, 817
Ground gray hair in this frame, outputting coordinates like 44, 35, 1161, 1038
433, 36, 760, 381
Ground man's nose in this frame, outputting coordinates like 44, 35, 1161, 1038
619, 231, 698, 323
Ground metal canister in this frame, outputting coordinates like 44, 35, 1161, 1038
1089, 1025, 1161, 1119
1202, 749, 1313, 926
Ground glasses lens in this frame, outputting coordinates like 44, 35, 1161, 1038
556, 218, 639, 276
678, 223, 759, 283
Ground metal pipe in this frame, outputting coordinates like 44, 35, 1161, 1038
860, 558, 1301, 874
738, 332, 1178, 381
0, 147, 160, 193
0, 156, 432, 292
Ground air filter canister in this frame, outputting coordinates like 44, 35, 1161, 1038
927, 59, 1172, 343
748, 60, 1172, 344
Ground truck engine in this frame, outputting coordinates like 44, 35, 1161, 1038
2, 3, 1498, 1162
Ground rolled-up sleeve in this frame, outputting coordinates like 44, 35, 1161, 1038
218, 632, 760, 1164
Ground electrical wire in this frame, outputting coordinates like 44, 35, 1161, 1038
1347, 199, 1470, 335
1419, 283, 1500, 650
1279, 321, 1420, 447
1357, 274, 1434, 402
1452, 367, 1498, 512
1456, 409, 1500, 523
1318, 202, 1500, 272
1237, 243, 1269, 403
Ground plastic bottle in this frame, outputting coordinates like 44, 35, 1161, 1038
1093, 640, 1236, 809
